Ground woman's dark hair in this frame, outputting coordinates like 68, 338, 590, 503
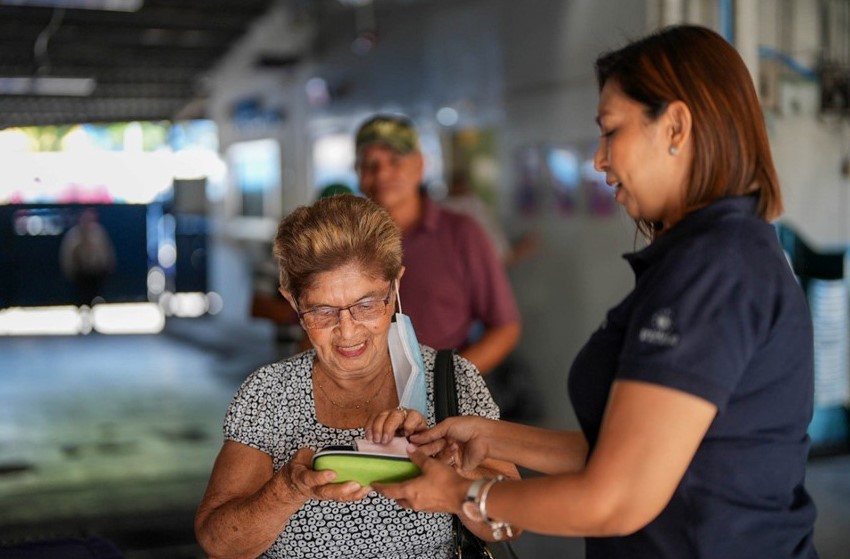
273, 195, 402, 302
595, 24, 782, 237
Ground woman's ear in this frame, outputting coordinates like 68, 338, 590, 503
279, 288, 298, 312
666, 100, 693, 152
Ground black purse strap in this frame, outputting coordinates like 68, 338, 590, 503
433, 348, 520, 559
434, 348, 457, 422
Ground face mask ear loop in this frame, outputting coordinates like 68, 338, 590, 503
394, 279, 403, 315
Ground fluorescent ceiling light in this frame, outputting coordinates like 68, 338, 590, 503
0, 76, 96, 96
0, 0, 142, 11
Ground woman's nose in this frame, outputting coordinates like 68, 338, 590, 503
335, 307, 358, 335
593, 141, 607, 173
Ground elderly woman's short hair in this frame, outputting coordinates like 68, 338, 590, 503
273, 195, 403, 301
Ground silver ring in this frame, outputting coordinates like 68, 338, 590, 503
397, 406, 408, 420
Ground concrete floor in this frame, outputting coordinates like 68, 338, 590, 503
0, 318, 847, 558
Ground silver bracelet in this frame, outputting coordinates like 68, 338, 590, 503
477, 475, 513, 539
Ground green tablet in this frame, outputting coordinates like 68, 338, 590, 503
312, 445, 421, 486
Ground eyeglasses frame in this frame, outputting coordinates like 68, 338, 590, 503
296, 283, 395, 330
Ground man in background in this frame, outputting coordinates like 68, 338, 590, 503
354, 114, 520, 374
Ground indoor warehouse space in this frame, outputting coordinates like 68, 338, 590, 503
1, 1, 849, 558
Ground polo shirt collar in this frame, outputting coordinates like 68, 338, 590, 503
624, 195, 759, 276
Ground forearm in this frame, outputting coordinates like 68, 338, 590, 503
478, 382, 718, 537
480, 473, 620, 537
482, 421, 588, 474
460, 322, 520, 375
195, 472, 308, 559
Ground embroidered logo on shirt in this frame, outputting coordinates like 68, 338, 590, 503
638, 308, 680, 347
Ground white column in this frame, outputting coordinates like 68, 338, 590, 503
647, 0, 686, 29
735, 0, 760, 95
663, 0, 685, 25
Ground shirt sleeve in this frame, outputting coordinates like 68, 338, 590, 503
457, 216, 520, 329
453, 352, 501, 420
617, 245, 766, 412
223, 365, 280, 455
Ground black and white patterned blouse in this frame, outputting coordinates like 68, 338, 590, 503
223, 344, 500, 559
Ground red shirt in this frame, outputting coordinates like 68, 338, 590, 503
399, 195, 520, 350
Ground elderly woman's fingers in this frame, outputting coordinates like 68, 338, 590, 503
312, 480, 372, 502
284, 448, 374, 502
364, 407, 401, 443
365, 406, 422, 443
400, 408, 429, 437
281, 448, 337, 498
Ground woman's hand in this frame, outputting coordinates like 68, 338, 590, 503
280, 447, 371, 502
372, 446, 469, 514
365, 406, 428, 444
409, 416, 494, 471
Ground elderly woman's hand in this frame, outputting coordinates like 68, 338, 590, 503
281, 447, 372, 503
364, 406, 429, 444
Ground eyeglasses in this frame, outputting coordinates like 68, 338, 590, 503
297, 285, 393, 330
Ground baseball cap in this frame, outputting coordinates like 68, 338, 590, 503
355, 114, 421, 156
317, 183, 354, 199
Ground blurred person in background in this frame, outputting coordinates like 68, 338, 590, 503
354, 114, 521, 375
59, 207, 116, 306
367, 25, 818, 559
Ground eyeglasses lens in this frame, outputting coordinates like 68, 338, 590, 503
301, 297, 389, 329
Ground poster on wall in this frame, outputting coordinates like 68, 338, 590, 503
512, 141, 619, 219
449, 128, 500, 209
512, 144, 544, 216
544, 144, 581, 216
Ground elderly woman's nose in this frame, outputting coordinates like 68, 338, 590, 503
336, 308, 359, 334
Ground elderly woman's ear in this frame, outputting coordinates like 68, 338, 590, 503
279, 289, 297, 311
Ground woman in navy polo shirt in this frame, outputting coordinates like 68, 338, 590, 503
369, 24, 818, 559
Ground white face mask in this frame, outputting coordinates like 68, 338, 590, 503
388, 281, 428, 416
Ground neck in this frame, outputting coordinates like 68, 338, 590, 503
314, 359, 393, 405
312, 359, 398, 428
389, 192, 423, 233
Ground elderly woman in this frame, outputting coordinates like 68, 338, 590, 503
194, 194, 518, 559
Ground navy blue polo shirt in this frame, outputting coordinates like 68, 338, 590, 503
568, 196, 818, 559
